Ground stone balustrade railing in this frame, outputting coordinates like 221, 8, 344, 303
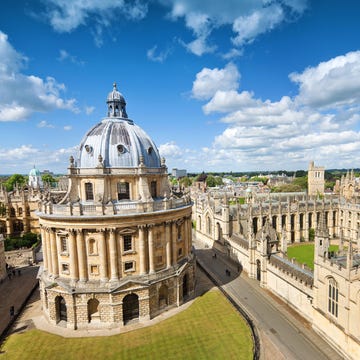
40, 196, 192, 217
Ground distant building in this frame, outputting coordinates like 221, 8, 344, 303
172, 168, 187, 178
308, 161, 325, 196
28, 166, 43, 189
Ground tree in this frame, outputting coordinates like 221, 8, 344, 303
179, 177, 192, 187
292, 176, 308, 190
206, 175, 223, 187
5, 174, 26, 191
42, 174, 57, 185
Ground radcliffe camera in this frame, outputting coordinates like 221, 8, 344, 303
0, 1, 359, 360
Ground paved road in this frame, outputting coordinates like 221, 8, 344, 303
193, 239, 343, 360
0, 266, 39, 339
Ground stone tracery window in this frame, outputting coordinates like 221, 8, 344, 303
60, 236, 68, 253
328, 277, 338, 317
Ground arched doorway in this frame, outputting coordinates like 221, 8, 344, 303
182, 273, 189, 299
158, 285, 168, 309
123, 294, 139, 324
55, 296, 67, 323
87, 298, 100, 323
256, 260, 261, 281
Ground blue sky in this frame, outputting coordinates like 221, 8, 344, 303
1, 0, 360, 174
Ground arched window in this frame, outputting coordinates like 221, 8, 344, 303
206, 216, 211, 235
328, 278, 338, 317
177, 224, 182, 240
117, 182, 130, 200
18, 207, 23, 216
85, 182, 94, 201
10, 207, 15, 217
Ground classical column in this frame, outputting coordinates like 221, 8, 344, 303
98, 229, 108, 281
172, 221, 178, 265
68, 229, 78, 280
76, 229, 87, 282
148, 225, 155, 274
46, 228, 53, 274
165, 222, 172, 268
139, 226, 146, 275
50, 228, 59, 277
40, 226, 48, 271
184, 218, 189, 256
109, 228, 119, 280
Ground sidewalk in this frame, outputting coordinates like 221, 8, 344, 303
0, 265, 39, 340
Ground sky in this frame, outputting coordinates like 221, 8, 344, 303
1, 0, 360, 175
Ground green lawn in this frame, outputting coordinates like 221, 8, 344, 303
287, 243, 339, 270
1, 290, 253, 360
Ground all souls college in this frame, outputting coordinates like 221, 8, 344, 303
1, 84, 360, 359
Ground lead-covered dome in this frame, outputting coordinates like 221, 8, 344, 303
78, 84, 161, 168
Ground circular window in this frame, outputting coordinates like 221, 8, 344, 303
85, 145, 93, 154
117, 144, 126, 154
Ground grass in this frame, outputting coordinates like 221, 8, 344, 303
1, 290, 253, 360
287, 243, 339, 270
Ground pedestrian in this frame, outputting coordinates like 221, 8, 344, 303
8, 272, 11, 280
17, 269, 21, 276
12, 269, 15, 276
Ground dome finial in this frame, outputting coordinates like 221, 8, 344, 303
113, 82, 117, 91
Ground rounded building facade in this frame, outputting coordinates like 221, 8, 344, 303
38, 83, 195, 329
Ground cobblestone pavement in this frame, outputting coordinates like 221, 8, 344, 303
0, 266, 39, 339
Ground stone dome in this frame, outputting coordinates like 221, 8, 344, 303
78, 84, 161, 169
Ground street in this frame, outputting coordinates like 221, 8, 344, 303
193, 238, 343, 360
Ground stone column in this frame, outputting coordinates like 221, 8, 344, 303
184, 218, 189, 256
50, 228, 59, 277
68, 229, 78, 281
98, 229, 108, 281
76, 229, 87, 282
165, 222, 172, 268
46, 228, 53, 274
139, 226, 146, 275
172, 221, 178, 265
148, 225, 155, 274
40, 226, 48, 271
109, 228, 119, 280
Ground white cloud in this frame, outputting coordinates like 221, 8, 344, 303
0, 144, 77, 174
43, 0, 148, 46
159, 141, 183, 159
164, 0, 307, 56
85, 106, 95, 115
147, 45, 172, 63
290, 50, 360, 109
58, 49, 84, 65
181, 57, 360, 171
37, 120, 55, 128
232, 4, 284, 46
63, 125, 72, 131
0, 31, 78, 122
192, 63, 240, 100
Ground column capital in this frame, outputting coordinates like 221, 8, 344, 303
76, 228, 84, 235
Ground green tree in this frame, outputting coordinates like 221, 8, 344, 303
292, 176, 308, 190
179, 177, 192, 187
42, 174, 57, 185
206, 175, 223, 187
5, 174, 26, 191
